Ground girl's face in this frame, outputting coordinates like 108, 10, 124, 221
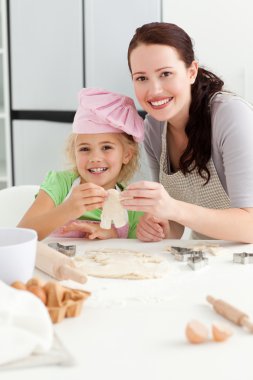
75, 133, 132, 189
130, 44, 198, 128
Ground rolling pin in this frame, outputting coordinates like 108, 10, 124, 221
207, 295, 253, 333
36, 242, 87, 283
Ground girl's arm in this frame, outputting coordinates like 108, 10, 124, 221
60, 220, 118, 240
121, 181, 253, 243
18, 183, 107, 240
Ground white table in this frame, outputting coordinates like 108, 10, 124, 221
2, 239, 253, 380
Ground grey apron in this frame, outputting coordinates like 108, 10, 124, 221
159, 124, 230, 239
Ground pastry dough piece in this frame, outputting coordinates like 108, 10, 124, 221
73, 248, 169, 280
100, 189, 128, 229
166, 243, 223, 256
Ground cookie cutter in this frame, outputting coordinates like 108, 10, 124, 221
170, 246, 194, 262
187, 251, 208, 270
48, 242, 76, 257
233, 252, 253, 264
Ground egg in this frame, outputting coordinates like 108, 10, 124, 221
212, 323, 233, 342
27, 284, 47, 305
11, 281, 27, 290
185, 320, 209, 344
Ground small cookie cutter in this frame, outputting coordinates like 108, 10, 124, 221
187, 251, 208, 270
48, 242, 76, 257
233, 252, 253, 264
170, 246, 194, 262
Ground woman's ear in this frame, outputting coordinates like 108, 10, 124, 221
189, 60, 198, 84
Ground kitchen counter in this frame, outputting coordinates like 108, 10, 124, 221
2, 238, 253, 380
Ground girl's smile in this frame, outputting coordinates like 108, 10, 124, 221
88, 167, 108, 174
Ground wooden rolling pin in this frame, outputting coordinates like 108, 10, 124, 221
207, 295, 253, 333
36, 242, 87, 283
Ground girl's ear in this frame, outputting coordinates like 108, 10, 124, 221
122, 147, 134, 165
189, 60, 198, 84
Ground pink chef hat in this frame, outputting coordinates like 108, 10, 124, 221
73, 88, 144, 142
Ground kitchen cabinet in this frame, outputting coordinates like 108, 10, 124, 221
8, 0, 160, 185
0, 0, 11, 189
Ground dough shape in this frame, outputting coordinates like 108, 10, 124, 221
100, 189, 128, 229
73, 248, 169, 280
166, 243, 223, 255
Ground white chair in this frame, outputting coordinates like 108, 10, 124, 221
0, 185, 39, 227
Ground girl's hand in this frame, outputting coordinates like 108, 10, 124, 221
121, 181, 175, 220
64, 183, 107, 219
61, 221, 118, 240
136, 213, 170, 242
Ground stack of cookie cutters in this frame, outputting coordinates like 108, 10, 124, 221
170, 246, 208, 270
48, 242, 76, 257
233, 252, 253, 264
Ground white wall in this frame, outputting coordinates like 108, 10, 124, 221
162, 0, 253, 103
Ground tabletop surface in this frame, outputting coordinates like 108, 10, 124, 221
2, 238, 253, 380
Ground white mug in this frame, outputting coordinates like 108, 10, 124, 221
0, 228, 37, 284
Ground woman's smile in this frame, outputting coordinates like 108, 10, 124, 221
148, 96, 173, 109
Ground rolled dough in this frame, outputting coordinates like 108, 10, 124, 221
73, 248, 169, 280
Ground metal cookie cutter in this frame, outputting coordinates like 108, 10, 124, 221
187, 251, 208, 270
48, 242, 76, 257
233, 252, 253, 264
170, 246, 194, 262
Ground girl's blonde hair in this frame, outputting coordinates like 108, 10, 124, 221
65, 133, 140, 186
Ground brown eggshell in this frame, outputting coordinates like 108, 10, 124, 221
11, 281, 27, 290
27, 284, 47, 305
26, 277, 44, 288
212, 323, 233, 342
185, 320, 209, 344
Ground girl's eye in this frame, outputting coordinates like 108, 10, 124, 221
79, 147, 89, 152
161, 71, 172, 77
102, 145, 113, 150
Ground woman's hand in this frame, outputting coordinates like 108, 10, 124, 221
63, 183, 107, 219
136, 213, 171, 242
61, 220, 118, 240
121, 181, 176, 220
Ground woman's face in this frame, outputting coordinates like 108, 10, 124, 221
130, 44, 198, 128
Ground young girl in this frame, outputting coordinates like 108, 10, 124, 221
120, 22, 253, 243
18, 88, 144, 241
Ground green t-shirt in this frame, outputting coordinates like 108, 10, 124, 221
40, 170, 143, 239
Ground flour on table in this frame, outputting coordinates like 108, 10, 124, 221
73, 248, 169, 280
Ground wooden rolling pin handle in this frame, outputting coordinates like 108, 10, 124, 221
241, 316, 253, 333
206, 295, 249, 326
58, 264, 87, 284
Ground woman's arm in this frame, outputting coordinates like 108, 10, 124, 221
18, 183, 107, 240
121, 181, 253, 243
136, 213, 184, 241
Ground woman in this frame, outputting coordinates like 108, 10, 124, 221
121, 22, 253, 243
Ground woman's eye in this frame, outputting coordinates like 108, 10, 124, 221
135, 76, 146, 82
79, 147, 89, 152
161, 71, 172, 77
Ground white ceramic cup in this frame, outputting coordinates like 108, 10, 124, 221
0, 228, 38, 284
